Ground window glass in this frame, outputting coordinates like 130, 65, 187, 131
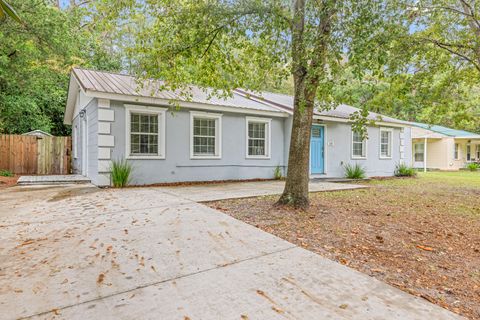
352, 130, 366, 158
380, 130, 392, 158
193, 117, 216, 155
248, 122, 266, 156
414, 143, 424, 162
130, 113, 158, 155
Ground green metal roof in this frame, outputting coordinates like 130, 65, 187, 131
411, 122, 479, 137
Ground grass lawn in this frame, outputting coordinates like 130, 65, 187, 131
207, 171, 480, 319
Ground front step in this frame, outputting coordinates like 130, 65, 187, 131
17, 175, 91, 185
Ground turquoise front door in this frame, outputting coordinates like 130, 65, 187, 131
310, 125, 325, 174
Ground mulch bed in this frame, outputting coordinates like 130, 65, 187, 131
207, 178, 480, 319
0, 175, 18, 189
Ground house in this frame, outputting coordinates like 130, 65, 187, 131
64, 68, 412, 186
411, 122, 480, 171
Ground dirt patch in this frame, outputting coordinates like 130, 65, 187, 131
48, 187, 99, 202
0, 175, 18, 189
207, 173, 480, 319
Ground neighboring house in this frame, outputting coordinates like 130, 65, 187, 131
22, 129, 52, 137
411, 122, 480, 171
64, 68, 412, 186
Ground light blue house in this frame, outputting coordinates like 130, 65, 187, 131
64, 68, 412, 186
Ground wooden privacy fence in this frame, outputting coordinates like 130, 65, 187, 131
0, 135, 71, 175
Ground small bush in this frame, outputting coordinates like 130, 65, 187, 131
273, 166, 283, 180
0, 169, 13, 177
344, 163, 366, 179
110, 160, 133, 188
394, 163, 417, 177
466, 162, 479, 171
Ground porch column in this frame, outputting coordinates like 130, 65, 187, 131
424, 137, 428, 172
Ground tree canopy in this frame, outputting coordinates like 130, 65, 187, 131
0, 0, 121, 135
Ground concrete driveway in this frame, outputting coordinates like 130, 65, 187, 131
158, 179, 366, 202
0, 184, 461, 319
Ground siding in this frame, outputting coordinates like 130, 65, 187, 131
110, 101, 286, 185
86, 99, 99, 183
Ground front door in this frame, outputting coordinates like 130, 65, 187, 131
310, 125, 325, 174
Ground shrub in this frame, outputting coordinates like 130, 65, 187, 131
344, 163, 366, 179
110, 160, 133, 188
466, 162, 479, 171
273, 166, 283, 180
0, 169, 13, 177
394, 163, 417, 177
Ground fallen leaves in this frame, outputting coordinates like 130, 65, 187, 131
97, 273, 105, 284
416, 245, 434, 252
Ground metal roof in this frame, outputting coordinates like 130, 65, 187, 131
72, 68, 285, 114
234, 90, 410, 125
410, 122, 480, 138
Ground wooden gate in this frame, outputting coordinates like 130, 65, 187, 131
0, 134, 71, 175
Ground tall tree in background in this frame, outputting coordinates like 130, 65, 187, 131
0, 0, 122, 135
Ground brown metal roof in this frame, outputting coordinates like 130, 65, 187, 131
72, 68, 285, 114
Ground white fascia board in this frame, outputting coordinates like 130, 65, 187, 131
84, 90, 289, 118
314, 115, 409, 128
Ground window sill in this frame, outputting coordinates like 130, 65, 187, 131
351, 156, 367, 160
126, 155, 165, 160
246, 156, 271, 160
190, 156, 222, 160
379, 156, 392, 160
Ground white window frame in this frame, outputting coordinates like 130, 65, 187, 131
454, 143, 460, 160
351, 128, 367, 159
476, 144, 480, 160
190, 111, 222, 159
73, 124, 78, 159
379, 127, 393, 159
466, 143, 471, 161
125, 104, 166, 160
245, 117, 271, 159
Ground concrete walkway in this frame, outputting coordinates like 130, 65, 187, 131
0, 184, 461, 319
159, 179, 366, 202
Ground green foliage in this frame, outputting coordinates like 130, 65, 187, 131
466, 163, 479, 172
273, 166, 283, 180
394, 163, 417, 177
0, 0, 122, 135
110, 160, 133, 188
0, 0, 21, 23
344, 163, 366, 180
0, 169, 13, 177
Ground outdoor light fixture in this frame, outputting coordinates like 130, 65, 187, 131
79, 109, 86, 118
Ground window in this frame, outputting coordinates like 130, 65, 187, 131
246, 117, 271, 158
125, 105, 166, 159
414, 143, 424, 162
476, 145, 480, 160
190, 111, 222, 159
454, 143, 459, 160
352, 129, 367, 159
379, 128, 392, 159
466, 144, 471, 161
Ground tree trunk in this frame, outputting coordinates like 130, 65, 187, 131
277, 84, 315, 208
277, 0, 332, 208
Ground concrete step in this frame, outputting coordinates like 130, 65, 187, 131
17, 175, 91, 185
